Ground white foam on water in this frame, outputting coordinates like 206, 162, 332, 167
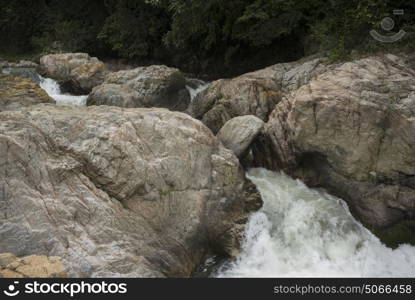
216, 168, 415, 277
39, 76, 88, 106
186, 79, 209, 101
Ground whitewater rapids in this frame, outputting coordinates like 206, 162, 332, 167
216, 168, 415, 277
40, 76, 208, 106
186, 79, 209, 101
39, 77, 88, 106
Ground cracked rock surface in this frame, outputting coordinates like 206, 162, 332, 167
38, 53, 108, 95
0, 105, 260, 277
263, 54, 415, 228
189, 57, 328, 134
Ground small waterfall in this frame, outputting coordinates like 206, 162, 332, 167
186, 79, 209, 101
39, 76, 88, 106
216, 168, 415, 277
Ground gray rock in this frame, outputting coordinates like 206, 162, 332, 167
87, 65, 190, 111
217, 115, 264, 157
188, 57, 328, 134
38, 53, 108, 94
0, 74, 55, 112
0, 105, 260, 277
0, 60, 38, 69
263, 54, 415, 229
1, 67, 41, 83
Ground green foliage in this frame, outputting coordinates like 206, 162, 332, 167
32, 0, 110, 55
1, 0, 414, 75
309, 0, 386, 61
232, 0, 319, 47
310, 0, 415, 61
165, 0, 244, 51
163, 0, 316, 75
0, 0, 47, 53
99, 0, 170, 59
33, 20, 89, 53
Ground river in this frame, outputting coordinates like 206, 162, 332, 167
38, 75, 208, 106
215, 168, 415, 277
5, 68, 415, 278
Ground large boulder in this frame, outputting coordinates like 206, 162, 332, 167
217, 115, 264, 158
1, 60, 40, 83
0, 74, 55, 112
0, 105, 260, 277
0, 253, 67, 278
188, 57, 328, 134
262, 54, 415, 237
87, 65, 190, 111
38, 53, 108, 94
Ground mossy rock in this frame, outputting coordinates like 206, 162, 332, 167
373, 220, 415, 249
0, 74, 55, 112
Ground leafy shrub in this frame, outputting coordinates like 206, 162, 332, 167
99, 0, 170, 60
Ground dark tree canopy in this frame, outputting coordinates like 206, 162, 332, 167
0, 0, 413, 77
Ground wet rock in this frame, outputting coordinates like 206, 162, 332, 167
1, 67, 41, 83
0, 74, 54, 112
0, 60, 38, 69
0, 60, 40, 83
38, 53, 108, 94
87, 65, 190, 111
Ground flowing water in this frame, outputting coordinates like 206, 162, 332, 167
4, 67, 414, 278
216, 168, 415, 277
39, 76, 88, 106
40, 76, 207, 106
186, 79, 209, 101
40, 76, 206, 106
4, 66, 207, 106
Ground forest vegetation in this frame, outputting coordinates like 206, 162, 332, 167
1, 0, 414, 77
